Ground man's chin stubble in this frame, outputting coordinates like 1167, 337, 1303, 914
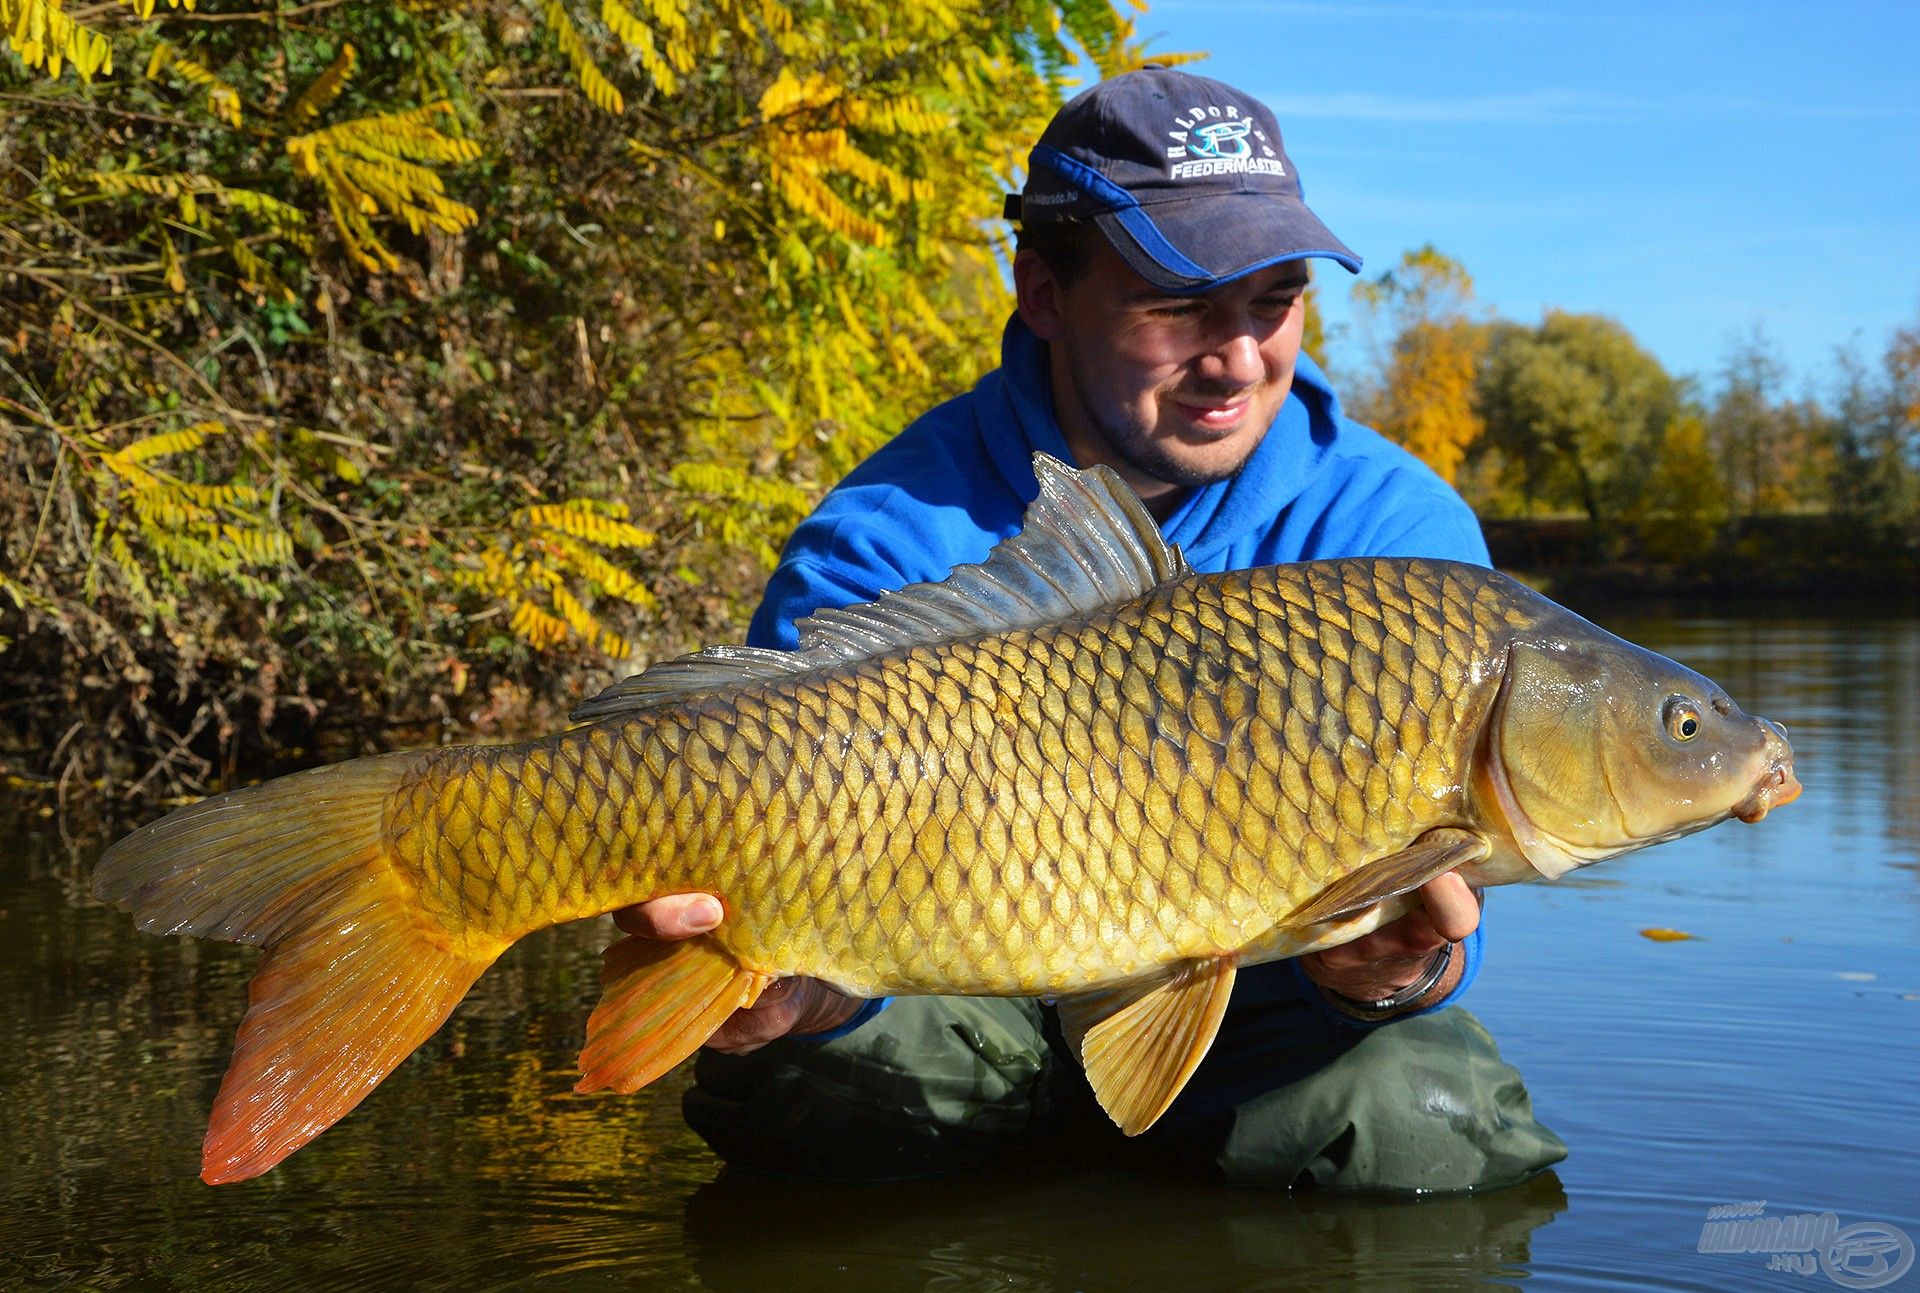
1097, 418, 1266, 490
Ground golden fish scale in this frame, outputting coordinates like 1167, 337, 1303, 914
384, 559, 1541, 992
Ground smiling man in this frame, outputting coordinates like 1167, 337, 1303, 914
623, 68, 1565, 1190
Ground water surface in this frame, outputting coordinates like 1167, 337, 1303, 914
2, 610, 1915, 1290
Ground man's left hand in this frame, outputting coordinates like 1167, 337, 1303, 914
1296, 873, 1480, 1010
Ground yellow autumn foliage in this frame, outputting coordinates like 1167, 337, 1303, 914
1, 0, 1163, 795
1352, 245, 1486, 484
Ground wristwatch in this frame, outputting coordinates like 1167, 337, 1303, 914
1321, 940, 1454, 1021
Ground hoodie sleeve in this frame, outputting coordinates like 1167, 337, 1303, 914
745, 556, 888, 651
1372, 490, 1493, 567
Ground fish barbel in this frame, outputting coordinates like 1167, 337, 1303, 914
93, 455, 1800, 1184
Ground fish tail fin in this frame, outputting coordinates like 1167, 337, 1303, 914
91, 755, 505, 1184
575, 935, 771, 1095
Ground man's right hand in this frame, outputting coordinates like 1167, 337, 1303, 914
611, 893, 863, 1053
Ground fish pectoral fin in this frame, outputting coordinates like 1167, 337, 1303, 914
1284, 827, 1491, 928
575, 935, 772, 1095
1057, 956, 1237, 1137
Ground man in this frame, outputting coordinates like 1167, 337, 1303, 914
621, 68, 1565, 1190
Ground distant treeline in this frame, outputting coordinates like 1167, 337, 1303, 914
1482, 516, 1920, 604
1333, 246, 1920, 580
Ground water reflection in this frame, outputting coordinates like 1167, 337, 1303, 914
685, 1167, 1566, 1293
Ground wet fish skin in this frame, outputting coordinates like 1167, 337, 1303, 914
383, 558, 1537, 997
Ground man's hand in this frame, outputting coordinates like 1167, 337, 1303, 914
610, 894, 863, 1053
1296, 873, 1481, 1011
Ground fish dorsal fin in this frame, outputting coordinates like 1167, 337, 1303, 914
570, 453, 1187, 721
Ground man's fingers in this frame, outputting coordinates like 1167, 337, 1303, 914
702, 979, 865, 1055
708, 981, 804, 1054
1315, 907, 1442, 966
1419, 873, 1482, 944
1318, 924, 1432, 968
610, 892, 723, 940
1308, 875, 1483, 970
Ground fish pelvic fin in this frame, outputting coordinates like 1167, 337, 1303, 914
575, 935, 772, 1095
90, 755, 505, 1185
1058, 956, 1237, 1136
1283, 827, 1491, 928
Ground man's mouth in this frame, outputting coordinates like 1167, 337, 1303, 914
1168, 394, 1253, 431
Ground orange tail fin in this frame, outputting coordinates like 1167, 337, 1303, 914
92, 756, 504, 1184
575, 935, 770, 1095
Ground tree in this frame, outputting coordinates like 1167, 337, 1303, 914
1706, 326, 1799, 517
1825, 325, 1920, 535
1633, 413, 1729, 563
1475, 311, 1682, 530
1349, 245, 1484, 484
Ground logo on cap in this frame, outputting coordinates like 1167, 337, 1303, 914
1164, 104, 1285, 181
1190, 119, 1251, 160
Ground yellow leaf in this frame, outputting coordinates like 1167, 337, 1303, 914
288, 42, 356, 123
1639, 928, 1696, 942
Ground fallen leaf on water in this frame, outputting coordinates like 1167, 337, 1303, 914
1639, 928, 1695, 942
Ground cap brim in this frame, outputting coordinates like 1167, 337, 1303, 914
1095, 192, 1361, 293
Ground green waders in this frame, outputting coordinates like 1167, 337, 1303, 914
683, 980, 1566, 1191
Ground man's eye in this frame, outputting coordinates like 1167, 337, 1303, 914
1150, 302, 1203, 318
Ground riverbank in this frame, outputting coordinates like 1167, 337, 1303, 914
1484, 514, 1920, 607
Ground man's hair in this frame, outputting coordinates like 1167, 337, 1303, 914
1014, 217, 1097, 289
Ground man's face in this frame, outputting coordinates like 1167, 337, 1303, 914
1016, 240, 1310, 510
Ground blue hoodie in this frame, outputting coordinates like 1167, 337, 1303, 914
747, 316, 1490, 1038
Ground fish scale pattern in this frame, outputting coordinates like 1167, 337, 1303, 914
385, 559, 1544, 992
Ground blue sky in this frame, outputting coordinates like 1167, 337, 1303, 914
1133, 1, 1919, 397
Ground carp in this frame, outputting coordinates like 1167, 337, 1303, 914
93, 454, 1800, 1184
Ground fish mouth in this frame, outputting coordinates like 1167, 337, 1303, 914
1734, 762, 1802, 823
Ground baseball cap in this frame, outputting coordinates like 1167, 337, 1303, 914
1004, 67, 1361, 292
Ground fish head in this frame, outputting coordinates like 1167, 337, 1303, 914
1481, 634, 1799, 880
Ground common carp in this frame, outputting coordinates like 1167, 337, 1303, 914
94, 454, 1800, 1184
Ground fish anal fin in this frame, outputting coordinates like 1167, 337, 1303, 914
203, 864, 501, 1185
575, 935, 771, 1095
1058, 956, 1237, 1137
1285, 827, 1490, 928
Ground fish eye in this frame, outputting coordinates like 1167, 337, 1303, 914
1663, 697, 1701, 741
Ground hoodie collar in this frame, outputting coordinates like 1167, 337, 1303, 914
982, 314, 1341, 565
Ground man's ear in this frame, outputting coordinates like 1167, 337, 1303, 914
1013, 248, 1067, 341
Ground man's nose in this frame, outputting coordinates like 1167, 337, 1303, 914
1197, 329, 1264, 387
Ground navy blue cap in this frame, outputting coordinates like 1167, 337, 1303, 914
1006, 67, 1361, 292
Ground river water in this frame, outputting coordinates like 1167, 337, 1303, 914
2, 610, 1916, 1291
